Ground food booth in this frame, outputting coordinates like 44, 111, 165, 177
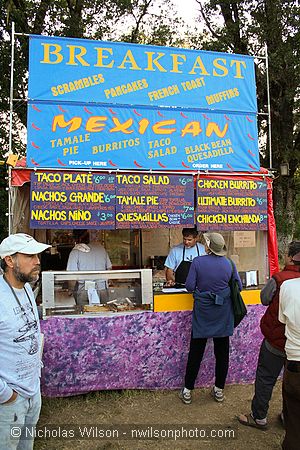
7, 34, 279, 396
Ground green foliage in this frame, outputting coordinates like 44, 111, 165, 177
192, 0, 300, 246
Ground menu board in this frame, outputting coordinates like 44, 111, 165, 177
196, 177, 268, 231
115, 174, 194, 228
30, 171, 115, 229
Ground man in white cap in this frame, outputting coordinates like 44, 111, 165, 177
0, 233, 50, 450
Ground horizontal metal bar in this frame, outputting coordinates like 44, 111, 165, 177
13, 167, 273, 177
43, 269, 150, 282
48, 269, 151, 275
53, 273, 141, 281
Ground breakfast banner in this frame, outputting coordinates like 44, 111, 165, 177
28, 35, 257, 112
27, 35, 259, 171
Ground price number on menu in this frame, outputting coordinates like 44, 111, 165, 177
93, 175, 107, 184
257, 181, 266, 189
97, 212, 114, 221
179, 177, 192, 186
104, 194, 115, 203
181, 213, 194, 220
183, 205, 194, 213
256, 197, 267, 205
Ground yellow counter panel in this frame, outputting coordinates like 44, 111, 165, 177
153, 289, 261, 312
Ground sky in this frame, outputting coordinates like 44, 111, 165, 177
171, 0, 200, 25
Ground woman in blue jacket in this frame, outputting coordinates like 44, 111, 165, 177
179, 232, 242, 405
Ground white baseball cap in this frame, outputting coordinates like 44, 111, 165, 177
0, 233, 51, 258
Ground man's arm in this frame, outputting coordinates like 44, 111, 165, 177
164, 247, 178, 286
278, 283, 287, 324
165, 267, 175, 286
0, 378, 18, 404
260, 277, 277, 306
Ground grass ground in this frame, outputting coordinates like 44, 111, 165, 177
34, 382, 284, 450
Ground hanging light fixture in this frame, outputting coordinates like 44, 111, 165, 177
280, 162, 290, 176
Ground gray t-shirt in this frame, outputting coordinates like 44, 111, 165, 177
0, 276, 41, 403
67, 242, 112, 290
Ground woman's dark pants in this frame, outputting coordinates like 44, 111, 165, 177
184, 336, 230, 390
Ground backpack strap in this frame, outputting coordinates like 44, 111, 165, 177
227, 257, 234, 279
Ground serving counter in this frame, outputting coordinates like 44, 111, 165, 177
40, 285, 265, 397
153, 288, 262, 312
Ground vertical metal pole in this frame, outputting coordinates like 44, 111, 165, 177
265, 43, 272, 168
139, 229, 143, 268
8, 22, 15, 235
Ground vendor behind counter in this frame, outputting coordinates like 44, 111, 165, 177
164, 228, 206, 286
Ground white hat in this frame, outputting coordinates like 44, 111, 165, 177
0, 233, 51, 258
203, 232, 227, 256
74, 243, 90, 253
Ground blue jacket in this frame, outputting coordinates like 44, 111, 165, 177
186, 254, 242, 338
186, 254, 242, 293
192, 287, 234, 338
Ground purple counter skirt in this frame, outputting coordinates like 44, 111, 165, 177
41, 305, 265, 397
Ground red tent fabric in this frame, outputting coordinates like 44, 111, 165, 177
11, 157, 31, 186
267, 178, 279, 275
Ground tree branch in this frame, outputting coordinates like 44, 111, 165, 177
130, 0, 153, 43
195, 0, 222, 39
32, 0, 49, 35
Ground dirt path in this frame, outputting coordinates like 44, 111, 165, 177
34, 383, 284, 450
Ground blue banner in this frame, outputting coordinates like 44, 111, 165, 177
27, 102, 259, 171
28, 35, 257, 113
